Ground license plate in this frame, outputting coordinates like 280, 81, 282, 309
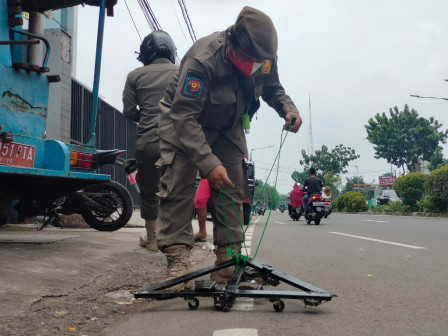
0, 141, 35, 168
313, 202, 325, 206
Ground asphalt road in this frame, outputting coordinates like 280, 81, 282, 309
105, 211, 448, 336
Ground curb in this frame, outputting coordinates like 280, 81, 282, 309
336, 211, 448, 218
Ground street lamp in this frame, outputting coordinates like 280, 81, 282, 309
410, 94, 448, 102
250, 146, 274, 161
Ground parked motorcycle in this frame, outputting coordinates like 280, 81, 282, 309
15, 149, 133, 231
290, 205, 304, 221
304, 193, 325, 225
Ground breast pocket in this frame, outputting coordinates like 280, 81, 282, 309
210, 86, 237, 105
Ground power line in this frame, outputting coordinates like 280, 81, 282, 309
170, 0, 190, 46
124, 0, 142, 41
178, 0, 197, 43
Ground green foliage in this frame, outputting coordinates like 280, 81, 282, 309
365, 104, 448, 173
291, 170, 308, 185
253, 179, 286, 210
299, 144, 360, 177
343, 176, 366, 193
423, 164, 448, 212
393, 172, 426, 208
416, 197, 439, 213
428, 148, 448, 171
333, 191, 368, 212
370, 201, 408, 213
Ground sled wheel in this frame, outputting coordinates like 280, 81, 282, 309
81, 180, 133, 232
273, 300, 285, 312
187, 298, 199, 310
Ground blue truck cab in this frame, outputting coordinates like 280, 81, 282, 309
0, 1, 113, 221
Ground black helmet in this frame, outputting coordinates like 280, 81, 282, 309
137, 30, 176, 65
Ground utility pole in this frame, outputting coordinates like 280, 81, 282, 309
308, 94, 314, 155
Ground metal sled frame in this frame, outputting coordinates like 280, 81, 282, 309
133, 256, 334, 312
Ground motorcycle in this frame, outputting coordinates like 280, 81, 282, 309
15, 149, 133, 232
323, 199, 332, 218
257, 205, 266, 216
290, 205, 304, 221
304, 193, 325, 225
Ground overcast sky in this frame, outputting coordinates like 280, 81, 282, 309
75, 0, 448, 194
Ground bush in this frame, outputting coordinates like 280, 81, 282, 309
424, 164, 448, 212
334, 191, 368, 212
393, 172, 425, 209
370, 201, 408, 213
416, 197, 439, 213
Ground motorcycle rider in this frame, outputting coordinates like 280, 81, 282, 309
155, 6, 302, 290
288, 183, 304, 216
302, 167, 323, 213
122, 31, 178, 251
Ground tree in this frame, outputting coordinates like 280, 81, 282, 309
394, 173, 426, 209
291, 169, 308, 185
428, 148, 448, 171
253, 179, 285, 210
297, 144, 360, 178
365, 104, 448, 174
343, 176, 366, 193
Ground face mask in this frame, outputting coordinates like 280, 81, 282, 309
230, 51, 263, 76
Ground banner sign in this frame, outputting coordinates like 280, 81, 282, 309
379, 176, 396, 186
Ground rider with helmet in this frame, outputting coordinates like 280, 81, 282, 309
122, 30, 178, 251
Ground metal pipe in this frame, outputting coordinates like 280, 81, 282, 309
27, 12, 45, 66
10, 28, 51, 67
0, 40, 40, 45
86, 0, 106, 147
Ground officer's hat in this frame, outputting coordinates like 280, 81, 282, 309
233, 6, 278, 59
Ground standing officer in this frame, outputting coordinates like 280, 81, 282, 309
156, 6, 302, 289
122, 31, 178, 251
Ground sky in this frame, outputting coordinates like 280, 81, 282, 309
75, 0, 448, 194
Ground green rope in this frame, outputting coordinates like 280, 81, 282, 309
252, 127, 290, 259
217, 123, 294, 262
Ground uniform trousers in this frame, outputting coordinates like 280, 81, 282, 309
135, 140, 160, 220
156, 136, 247, 251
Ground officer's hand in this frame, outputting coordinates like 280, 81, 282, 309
207, 165, 235, 190
283, 112, 302, 133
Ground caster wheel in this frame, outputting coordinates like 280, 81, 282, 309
187, 298, 199, 310
273, 300, 285, 312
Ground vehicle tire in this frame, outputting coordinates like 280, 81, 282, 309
81, 180, 133, 232
315, 219, 320, 225
306, 219, 311, 225
243, 203, 251, 225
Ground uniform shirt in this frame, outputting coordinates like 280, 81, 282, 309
122, 58, 179, 149
303, 176, 323, 197
158, 29, 299, 178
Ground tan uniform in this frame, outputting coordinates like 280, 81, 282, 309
123, 58, 179, 220
156, 29, 299, 251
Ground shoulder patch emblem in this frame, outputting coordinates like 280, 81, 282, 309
185, 76, 203, 97
261, 60, 271, 75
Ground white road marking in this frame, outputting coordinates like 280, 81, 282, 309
330, 232, 427, 249
275, 221, 286, 225
363, 219, 389, 223
213, 329, 258, 336
254, 218, 261, 224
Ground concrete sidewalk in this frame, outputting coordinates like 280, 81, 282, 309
0, 208, 216, 335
